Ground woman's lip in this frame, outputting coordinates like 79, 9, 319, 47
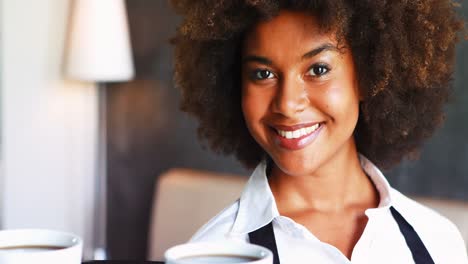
272, 122, 322, 131
273, 123, 324, 151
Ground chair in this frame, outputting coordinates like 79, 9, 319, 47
147, 168, 248, 261
147, 169, 468, 260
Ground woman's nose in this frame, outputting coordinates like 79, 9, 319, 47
271, 76, 309, 117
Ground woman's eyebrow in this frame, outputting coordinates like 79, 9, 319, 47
301, 43, 338, 60
242, 55, 272, 66
242, 43, 338, 66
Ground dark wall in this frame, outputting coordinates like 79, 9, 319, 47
106, 1, 468, 259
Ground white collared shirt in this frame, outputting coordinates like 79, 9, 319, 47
190, 156, 468, 263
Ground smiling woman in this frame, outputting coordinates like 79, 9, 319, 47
170, 0, 466, 263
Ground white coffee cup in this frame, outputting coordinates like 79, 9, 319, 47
165, 241, 273, 264
0, 229, 82, 264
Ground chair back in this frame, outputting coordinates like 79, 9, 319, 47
148, 168, 247, 261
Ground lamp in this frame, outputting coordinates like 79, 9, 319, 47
65, 0, 134, 260
66, 0, 134, 81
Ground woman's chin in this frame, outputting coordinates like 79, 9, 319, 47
271, 158, 321, 178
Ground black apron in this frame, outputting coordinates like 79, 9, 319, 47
249, 206, 434, 264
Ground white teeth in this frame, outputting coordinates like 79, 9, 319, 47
276, 123, 321, 139
292, 130, 301, 138
300, 128, 306, 136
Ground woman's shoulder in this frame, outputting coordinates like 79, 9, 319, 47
189, 199, 244, 243
390, 188, 468, 262
391, 189, 457, 226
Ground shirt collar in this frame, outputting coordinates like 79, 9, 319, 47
230, 154, 393, 235
358, 154, 392, 208
230, 160, 280, 235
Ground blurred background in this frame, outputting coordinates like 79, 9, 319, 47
0, 0, 467, 262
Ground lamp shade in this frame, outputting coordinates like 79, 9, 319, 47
65, 0, 134, 82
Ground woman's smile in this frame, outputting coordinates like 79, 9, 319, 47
271, 122, 324, 150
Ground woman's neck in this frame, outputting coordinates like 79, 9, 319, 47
268, 150, 379, 214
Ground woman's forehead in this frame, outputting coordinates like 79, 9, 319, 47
242, 10, 339, 57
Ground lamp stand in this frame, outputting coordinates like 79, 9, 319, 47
93, 83, 108, 260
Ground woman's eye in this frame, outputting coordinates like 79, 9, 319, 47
308, 65, 330, 77
251, 69, 274, 80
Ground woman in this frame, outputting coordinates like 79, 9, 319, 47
171, 0, 467, 263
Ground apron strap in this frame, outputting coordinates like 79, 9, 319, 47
248, 222, 280, 264
390, 206, 435, 264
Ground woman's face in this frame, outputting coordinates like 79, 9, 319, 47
241, 10, 360, 177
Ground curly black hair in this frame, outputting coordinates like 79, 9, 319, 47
171, 0, 465, 170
